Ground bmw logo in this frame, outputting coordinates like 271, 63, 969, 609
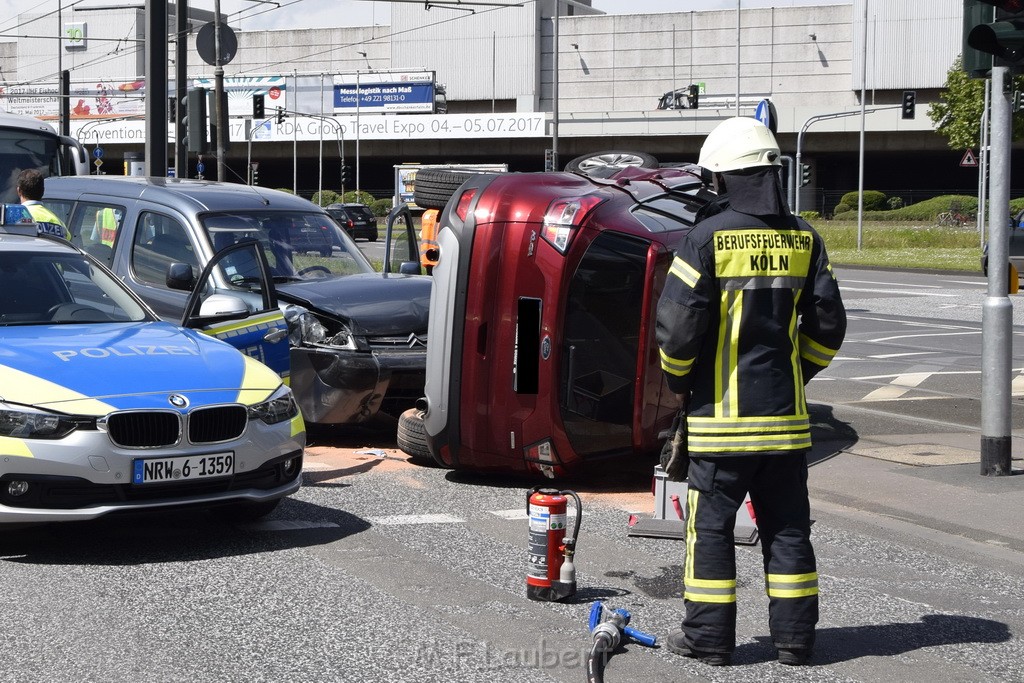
168, 394, 189, 408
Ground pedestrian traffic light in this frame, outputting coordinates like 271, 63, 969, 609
687, 84, 699, 109
276, 106, 285, 125
901, 90, 916, 120
253, 94, 265, 119
186, 87, 208, 153
966, 0, 1024, 69
800, 163, 811, 187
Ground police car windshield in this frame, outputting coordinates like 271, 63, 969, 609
202, 211, 374, 280
0, 250, 149, 325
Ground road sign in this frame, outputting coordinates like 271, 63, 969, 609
960, 148, 979, 167
93, 147, 103, 159
93, 158, 102, 169
754, 99, 777, 133
196, 161, 205, 174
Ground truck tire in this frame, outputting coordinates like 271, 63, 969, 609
413, 169, 478, 210
397, 407, 440, 465
564, 150, 659, 178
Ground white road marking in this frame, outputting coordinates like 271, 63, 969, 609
368, 513, 464, 526
867, 331, 982, 343
868, 352, 938, 359
490, 509, 529, 520
840, 279, 942, 289
859, 372, 930, 401
840, 286, 959, 297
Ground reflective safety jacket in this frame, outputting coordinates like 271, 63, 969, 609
23, 201, 70, 240
655, 209, 846, 457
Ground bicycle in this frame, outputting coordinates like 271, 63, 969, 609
937, 211, 971, 227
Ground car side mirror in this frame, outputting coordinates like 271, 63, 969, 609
166, 262, 195, 291
198, 293, 250, 318
399, 261, 421, 275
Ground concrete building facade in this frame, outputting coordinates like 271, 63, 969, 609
0, 0, 1001, 213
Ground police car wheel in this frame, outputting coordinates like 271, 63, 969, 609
397, 408, 437, 465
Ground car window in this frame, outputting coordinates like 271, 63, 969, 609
200, 211, 374, 280
350, 206, 375, 221
132, 211, 200, 286
68, 201, 127, 266
0, 249, 148, 325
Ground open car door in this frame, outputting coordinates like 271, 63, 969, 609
179, 238, 290, 380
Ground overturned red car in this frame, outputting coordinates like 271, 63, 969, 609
404, 164, 726, 478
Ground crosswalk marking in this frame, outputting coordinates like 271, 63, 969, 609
368, 513, 464, 526
489, 509, 529, 520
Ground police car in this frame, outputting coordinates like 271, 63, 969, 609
0, 205, 304, 525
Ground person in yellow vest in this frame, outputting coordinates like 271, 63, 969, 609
16, 169, 70, 240
92, 206, 119, 247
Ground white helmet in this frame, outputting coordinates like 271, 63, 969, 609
698, 117, 781, 173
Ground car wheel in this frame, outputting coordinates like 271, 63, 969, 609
564, 150, 659, 178
210, 498, 281, 523
319, 247, 332, 257
368, 232, 378, 242
413, 169, 480, 210
397, 407, 441, 466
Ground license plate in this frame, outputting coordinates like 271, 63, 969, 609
132, 453, 234, 484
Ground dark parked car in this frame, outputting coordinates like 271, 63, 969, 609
327, 203, 379, 242
399, 163, 727, 477
42, 176, 429, 426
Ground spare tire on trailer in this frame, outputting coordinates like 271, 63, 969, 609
564, 150, 659, 178
397, 407, 445, 466
413, 169, 479, 210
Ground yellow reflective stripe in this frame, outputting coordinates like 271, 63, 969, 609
687, 577, 737, 589
688, 436, 812, 453
727, 292, 740, 416
684, 578, 737, 603
204, 312, 286, 338
0, 364, 116, 415
291, 412, 305, 437
0, 436, 33, 458
688, 414, 810, 429
235, 356, 281, 405
799, 332, 838, 367
659, 348, 694, 377
766, 572, 819, 599
669, 256, 701, 288
685, 487, 698, 582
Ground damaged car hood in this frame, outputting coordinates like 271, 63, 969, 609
277, 273, 431, 336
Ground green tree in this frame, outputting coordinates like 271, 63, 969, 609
929, 55, 1024, 150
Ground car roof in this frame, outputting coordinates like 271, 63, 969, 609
0, 231, 82, 254
45, 176, 327, 215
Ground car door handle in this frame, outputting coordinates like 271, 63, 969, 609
264, 329, 287, 343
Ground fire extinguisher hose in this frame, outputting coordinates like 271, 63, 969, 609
563, 489, 583, 548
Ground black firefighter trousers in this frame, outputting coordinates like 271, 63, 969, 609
681, 453, 818, 654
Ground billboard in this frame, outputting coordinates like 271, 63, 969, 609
333, 72, 435, 114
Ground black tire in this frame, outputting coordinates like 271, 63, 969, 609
413, 169, 479, 210
564, 150, 659, 178
319, 247, 332, 257
397, 407, 438, 465
210, 498, 281, 523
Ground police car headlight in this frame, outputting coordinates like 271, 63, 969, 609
0, 404, 79, 439
248, 386, 299, 425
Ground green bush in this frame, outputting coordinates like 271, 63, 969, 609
832, 195, 979, 222
311, 190, 340, 207
887, 196, 904, 210
833, 203, 852, 215
840, 190, 888, 211
371, 198, 393, 216
342, 190, 376, 206
799, 211, 821, 221
274, 187, 295, 195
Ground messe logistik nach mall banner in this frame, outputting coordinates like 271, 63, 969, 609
0, 73, 545, 144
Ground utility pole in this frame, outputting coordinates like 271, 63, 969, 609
175, 0, 188, 178
214, 0, 227, 181
144, 0, 168, 176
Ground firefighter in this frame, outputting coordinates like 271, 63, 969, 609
656, 117, 846, 667
16, 169, 69, 240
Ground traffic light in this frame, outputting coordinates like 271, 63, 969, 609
186, 87, 208, 153
340, 164, 351, 185
276, 106, 285, 125
253, 94, 265, 119
800, 163, 812, 187
687, 84, 699, 109
966, 0, 1024, 70
901, 90, 916, 119
251, 164, 259, 185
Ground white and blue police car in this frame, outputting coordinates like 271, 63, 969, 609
0, 204, 304, 525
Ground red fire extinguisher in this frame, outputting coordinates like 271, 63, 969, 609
527, 487, 582, 602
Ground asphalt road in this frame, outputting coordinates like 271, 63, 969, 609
2, 267, 1023, 683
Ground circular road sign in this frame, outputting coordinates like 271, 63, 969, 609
196, 22, 238, 66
